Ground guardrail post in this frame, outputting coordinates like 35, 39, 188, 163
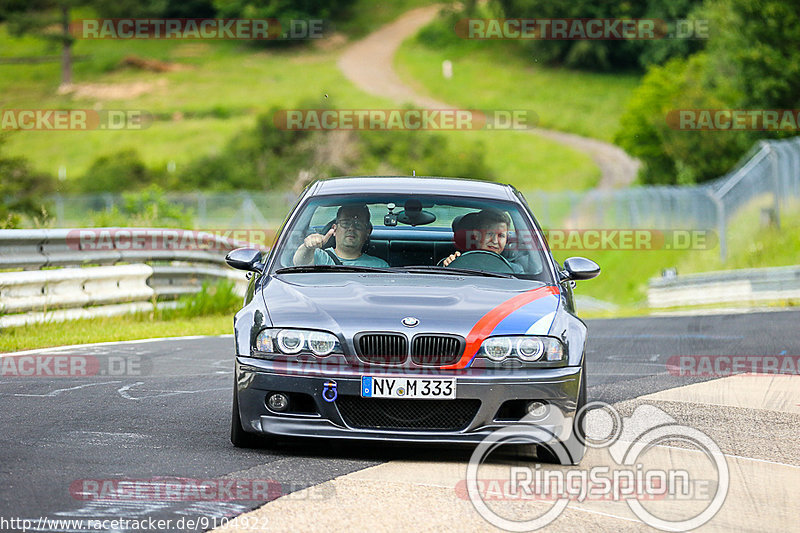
710, 191, 726, 262
54, 194, 65, 226
765, 143, 781, 229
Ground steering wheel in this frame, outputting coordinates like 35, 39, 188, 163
443, 250, 516, 274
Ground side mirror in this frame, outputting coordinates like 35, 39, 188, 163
561, 257, 600, 281
225, 247, 264, 273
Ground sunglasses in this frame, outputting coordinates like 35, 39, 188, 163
336, 218, 368, 231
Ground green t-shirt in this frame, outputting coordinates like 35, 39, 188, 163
313, 248, 389, 268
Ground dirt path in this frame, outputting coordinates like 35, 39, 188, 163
338, 5, 640, 188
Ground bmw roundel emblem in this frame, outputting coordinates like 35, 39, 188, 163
402, 316, 419, 328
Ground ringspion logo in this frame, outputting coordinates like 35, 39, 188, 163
465, 403, 729, 530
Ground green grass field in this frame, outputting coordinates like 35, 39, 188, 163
0, 5, 603, 191
395, 40, 641, 143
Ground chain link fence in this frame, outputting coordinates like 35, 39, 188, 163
45, 137, 800, 260
525, 137, 800, 259
50, 191, 296, 229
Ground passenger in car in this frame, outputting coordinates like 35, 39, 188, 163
443, 209, 524, 273
292, 203, 389, 267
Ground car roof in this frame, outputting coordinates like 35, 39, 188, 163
309, 176, 518, 201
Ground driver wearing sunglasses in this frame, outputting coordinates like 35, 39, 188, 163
292, 203, 389, 267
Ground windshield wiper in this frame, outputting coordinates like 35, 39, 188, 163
397, 265, 514, 279
275, 265, 394, 274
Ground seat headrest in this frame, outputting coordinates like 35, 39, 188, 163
451, 212, 483, 251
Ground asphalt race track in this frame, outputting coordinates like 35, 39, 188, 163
1, 310, 798, 532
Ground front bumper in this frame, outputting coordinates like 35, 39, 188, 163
235, 357, 584, 444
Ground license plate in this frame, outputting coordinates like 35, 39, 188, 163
361, 376, 456, 399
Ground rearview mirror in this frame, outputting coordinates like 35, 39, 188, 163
561, 257, 600, 281
225, 247, 264, 272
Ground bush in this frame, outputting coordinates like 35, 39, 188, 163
160, 280, 241, 319
615, 54, 753, 185
175, 108, 320, 190
174, 103, 494, 190
74, 149, 163, 193
0, 136, 57, 227
359, 129, 493, 180
91, 185, 195, 227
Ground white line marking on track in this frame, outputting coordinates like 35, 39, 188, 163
657, 443, 800, 469
14, 381, 123, 397
117, 382, 228, 401
117, 381, 144, 400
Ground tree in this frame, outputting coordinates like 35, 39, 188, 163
703, 0, 800, 109
1, 0, 175, 88
615, 0, 800, 185
2, 0, 80, 87
494, 0, 705, 71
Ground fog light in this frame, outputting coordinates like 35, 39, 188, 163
526, 401, 547, 418
267, 393, 289, 412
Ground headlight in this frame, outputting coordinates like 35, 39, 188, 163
517, 337, 544, 361
483, 337, 513, 361
254, 329, 341, 358
308, 331, 336, 356
477, 336, 565, 364
277, 330, 304, 354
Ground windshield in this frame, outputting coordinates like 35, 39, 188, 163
270, 194, 553, 282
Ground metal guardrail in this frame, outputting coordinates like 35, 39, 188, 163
0, 228, 235, 270
648, 265, 800, 308
0, 264, 154, 314
0, 228, 254, 328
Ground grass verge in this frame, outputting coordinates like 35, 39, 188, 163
0, 313, 231, 353
564, 197, 800, 310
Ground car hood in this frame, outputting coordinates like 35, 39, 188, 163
261, 273, 561, 338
